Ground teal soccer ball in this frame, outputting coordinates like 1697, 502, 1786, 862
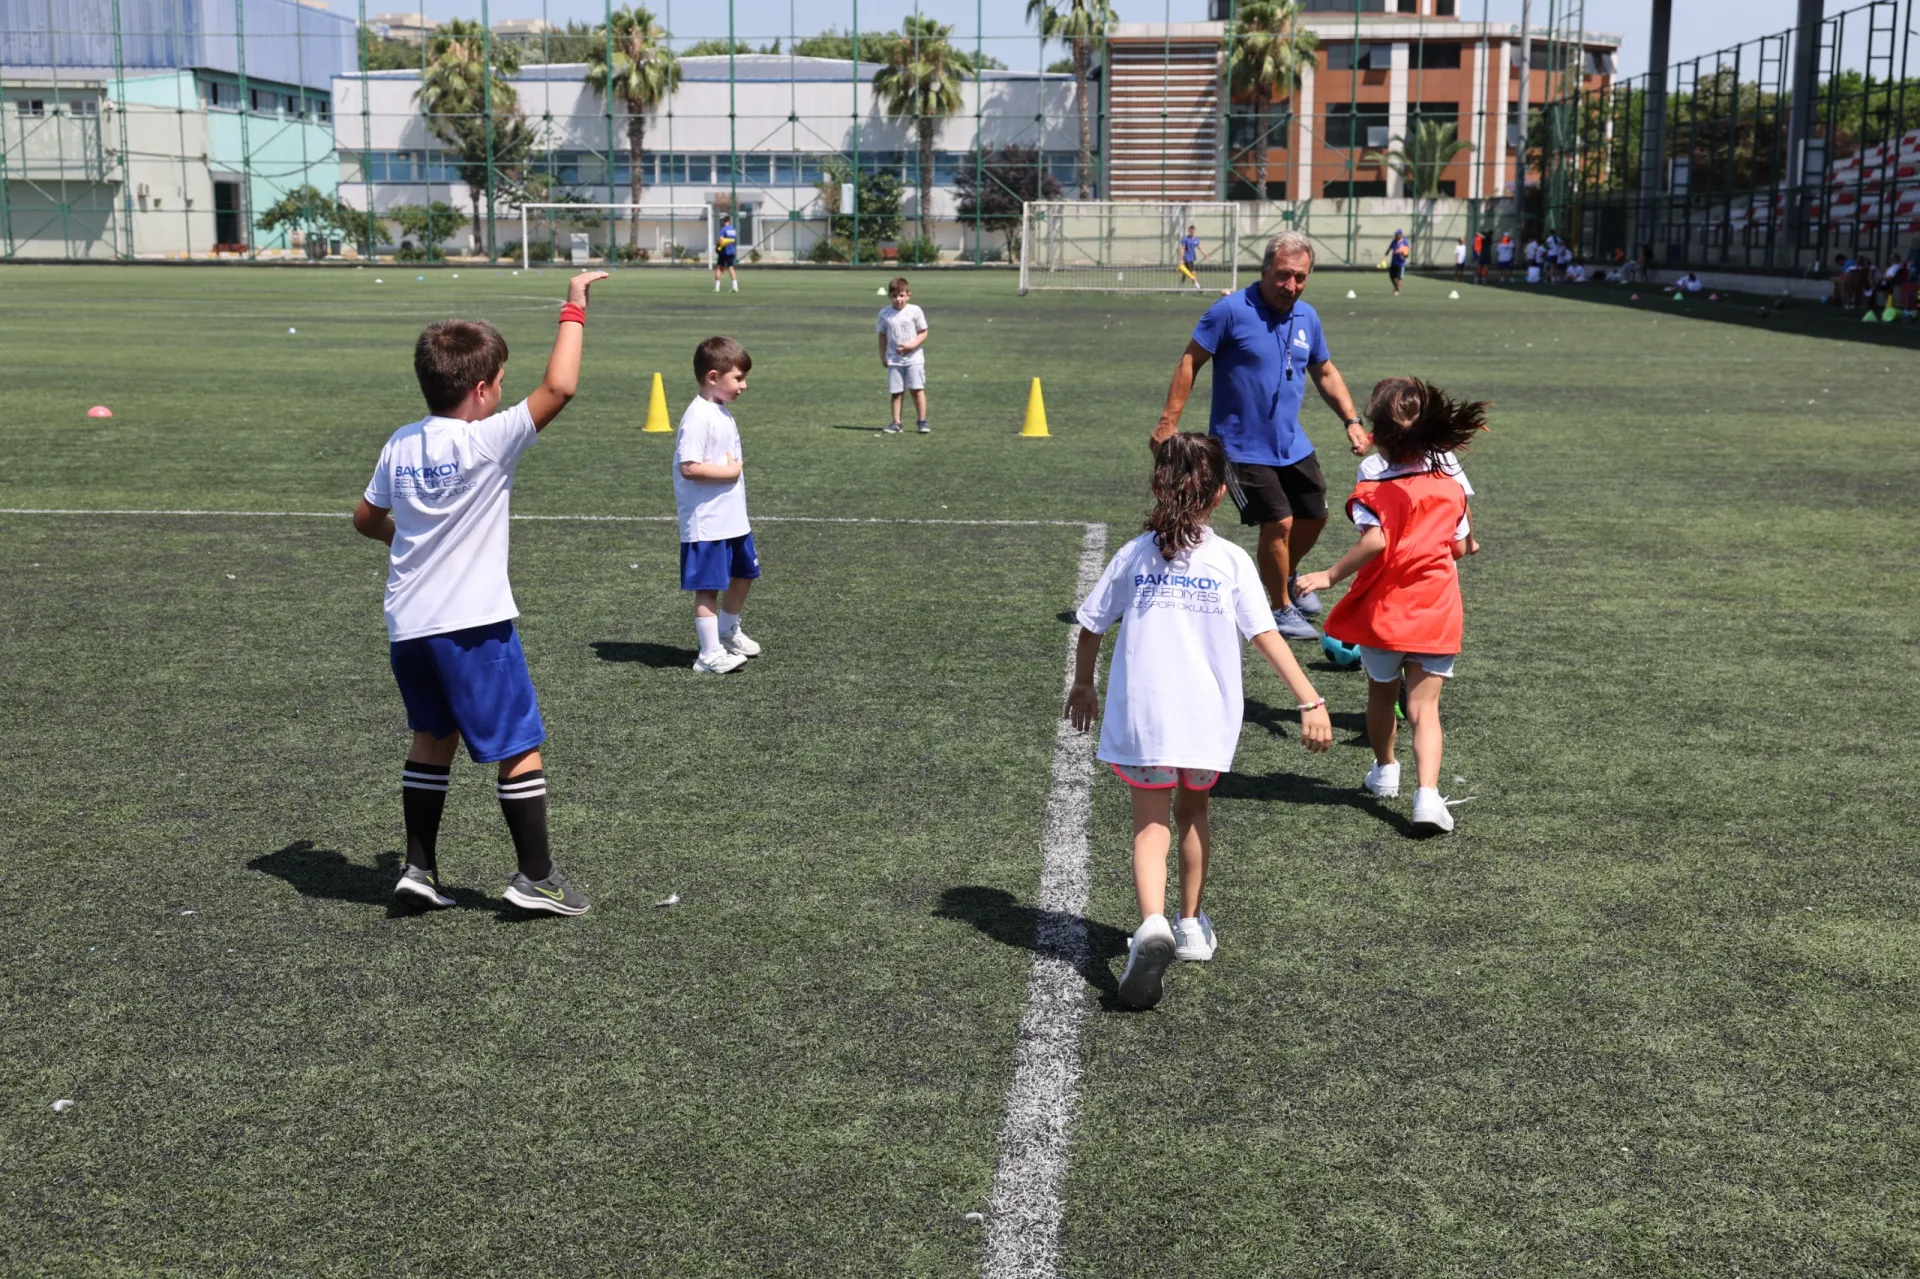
1321, 635, 1363, 670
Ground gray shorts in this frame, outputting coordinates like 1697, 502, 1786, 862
1358, 646, 1456, 683
887, 363, 926, 394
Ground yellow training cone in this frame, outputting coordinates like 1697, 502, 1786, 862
1020, 378, 1050, 437
643, 372, 671, 432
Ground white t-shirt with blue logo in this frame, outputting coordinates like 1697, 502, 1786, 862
1075, 527, 1277, 772
364, 400, 537, 642
673, 395, 751, 543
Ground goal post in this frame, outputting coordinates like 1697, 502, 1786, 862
516, 203, 714, 270
1017, 201, 1240, 294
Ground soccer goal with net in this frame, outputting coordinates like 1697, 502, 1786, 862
517, 203, 714, 270
1017, 201, 1240, 294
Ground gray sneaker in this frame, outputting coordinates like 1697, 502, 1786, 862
917, 420, 931, 434
1288, 574, 1323, 616
394, 865, 455, 909
503, 867, 591, 916
882, 422, 903, 434
1271, 604, 1320, 641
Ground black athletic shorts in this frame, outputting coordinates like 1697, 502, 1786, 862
1388, 258, 1406, 279
1225, 455, 1328, 525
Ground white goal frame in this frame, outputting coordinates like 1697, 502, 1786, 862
1017, 200, 1241, 294
517, 202, 714, 270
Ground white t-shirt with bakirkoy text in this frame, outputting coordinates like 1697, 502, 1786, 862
876, 303, 927, 367
1074, 527, 1277, 773
672, 395, 750, 542
364, 400, 537, 642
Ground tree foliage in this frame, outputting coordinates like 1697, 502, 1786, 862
1228, 1, 1316, 197
872, 16, 966, 242
414, 19, 529, 253
1363, 119, 1473, 198
954, 144, 1062, 255
1026, 0, 1117, 198
584, 7, 680, 248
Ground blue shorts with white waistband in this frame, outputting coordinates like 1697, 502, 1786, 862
680, 531, 760, 592
389, 619, 546, 763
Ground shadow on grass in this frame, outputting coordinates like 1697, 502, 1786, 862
934, 885, 1132, 1005
1453, 274, 1920, 349
1244, 696, 1371, 746
827, 423, 898, 432
248, 840, 532, 919
591, 640, 698, 668
1212, 770, 1420, 837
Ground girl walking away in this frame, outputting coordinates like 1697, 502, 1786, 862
1067, 434, 1333, 1011
1294, 377, 1487, 836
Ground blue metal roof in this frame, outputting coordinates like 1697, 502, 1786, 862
0, 0, 356, 91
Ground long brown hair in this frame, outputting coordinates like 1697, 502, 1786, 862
1145, 433, 1226, 560
1366, 377, 1489, 469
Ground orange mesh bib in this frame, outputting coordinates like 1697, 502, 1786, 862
1324, 472, 1466, 654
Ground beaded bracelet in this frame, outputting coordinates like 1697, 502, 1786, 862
1297, 697, 1327, 712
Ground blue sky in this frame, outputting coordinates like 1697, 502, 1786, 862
364, 0, 1806, 79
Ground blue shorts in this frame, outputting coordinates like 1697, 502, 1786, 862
389, 620, 546, 763
680, 532, 760, 592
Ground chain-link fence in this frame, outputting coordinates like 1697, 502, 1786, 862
1541, 0, 1918, 275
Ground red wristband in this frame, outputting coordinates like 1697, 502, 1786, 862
558, 301, 586, 327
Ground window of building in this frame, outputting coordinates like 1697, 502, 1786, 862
1302, 0, 1386, 11
204, 80, 238, 110
1396, 0, 1417, 12
1436, 0, 1456, 13
1435, 179, 1457, 196
249, 88, 278, 114
1411, 43, 1462, 70
1228, 109, 1291, 154
1324, 43, 1391, 71
1410, 101, 1460, 127
1228, 177, 1287, 200
69, 99, 100, 117
1323, 179, 1389, 198
1323, 106, 1392, 149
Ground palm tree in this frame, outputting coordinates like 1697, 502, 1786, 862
415, 18, 524, 251
583, 7, 681, 251
1364, 118, 1474, 198
1026, 0, 1116, 199
1227, 1, 1316, 200
872, 16, 966, 247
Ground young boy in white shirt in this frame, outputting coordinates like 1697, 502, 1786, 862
675, 335, 762, 674
353, 269, 608, 916
876, 276, 929, 434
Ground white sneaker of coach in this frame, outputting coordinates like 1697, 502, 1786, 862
1174, 911, 1217, 961
1364, 760, 1401, 798
692, 648, 748, 674
720, 627, 761, 657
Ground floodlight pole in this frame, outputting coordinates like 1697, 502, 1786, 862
359, 0, 377, 260
1635, 0, 1670, 254
1513, 0, 1530, 230
482, 0, 497, 261
235, 0, 257, 257
1782, 0, 1824, 252
110, 0, 136, 259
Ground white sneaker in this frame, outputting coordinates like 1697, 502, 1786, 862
1364, 760, 1401, 798
1118, 914, 1177, 1009
1412, 787, 1455, 834
720, 627, 761, 657
692, 649, 748, 674
1174, 912, 1217, 961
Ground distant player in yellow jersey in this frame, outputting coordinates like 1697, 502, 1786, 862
713, 215, 739, 293
1177, 224, 1207, 289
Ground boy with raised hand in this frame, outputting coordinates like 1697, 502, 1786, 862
675, 335, 762, 674
353, 269, 609, 916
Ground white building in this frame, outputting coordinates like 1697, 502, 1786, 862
331, 54, 1082, 259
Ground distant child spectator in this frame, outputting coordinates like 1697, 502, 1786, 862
1454, 236, 1468, 282
1067, 433, 1332, 1010
675, 335, 763, 674
1294, 377, 1486, 836
876, 276, 930, 434
1495, 233, 1515, 281
1678, 271, 1704, 293
1565, 258, 1589, 283
1475, 230, 1492, 283
353, 269, 610, 916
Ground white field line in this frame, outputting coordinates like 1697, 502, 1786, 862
982, 519, 1108, 1279
0, 508, 1095, 529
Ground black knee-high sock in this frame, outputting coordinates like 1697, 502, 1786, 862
497, 770, 553, 882
402, 760, 451, 875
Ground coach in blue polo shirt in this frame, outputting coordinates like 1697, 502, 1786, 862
1151, 231, 1367, 639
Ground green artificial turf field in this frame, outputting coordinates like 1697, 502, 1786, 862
3, 264, 1918, 1276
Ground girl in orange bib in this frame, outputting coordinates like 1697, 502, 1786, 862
1295, 377, 1487, 834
